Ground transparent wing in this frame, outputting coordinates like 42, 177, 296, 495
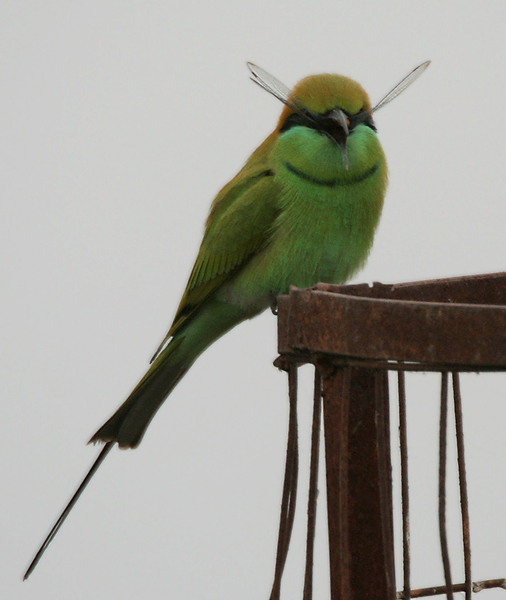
247, 62, 314, 120
371, 60, 430, 114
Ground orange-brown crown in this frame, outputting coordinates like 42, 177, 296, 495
276, 73, 372, 130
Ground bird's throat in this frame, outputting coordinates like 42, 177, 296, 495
283, 160, 379, 187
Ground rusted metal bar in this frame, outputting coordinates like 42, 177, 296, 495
269, 362, 299, 600
277, 354, 506, 373
302, 368, 322, 600
277, 273, 506, 368
438, 372, 454, 600
452, 373, 472, 600
322, 366, 351, 600
275, 272, 506, 599
316, 271, 506, 304
323, 367, 395, 600
398, 371, 411, 600
397, 578, 506, 598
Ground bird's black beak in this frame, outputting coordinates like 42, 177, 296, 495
319, 108, 350, 169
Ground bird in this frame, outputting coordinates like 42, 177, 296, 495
90, 61, 430, 448
24, 60, 430, 578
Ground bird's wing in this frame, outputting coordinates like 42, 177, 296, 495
151, 165, 280, 361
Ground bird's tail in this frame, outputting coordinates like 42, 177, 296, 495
89, 298, 250, 449
89, 336, 190, 448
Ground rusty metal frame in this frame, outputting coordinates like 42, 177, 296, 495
272, 272, 506, 600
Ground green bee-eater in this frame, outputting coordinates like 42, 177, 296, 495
24, 61, 429, 578
92, 60, 429, 448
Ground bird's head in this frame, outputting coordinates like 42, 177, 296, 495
276, 73, 376, 169
247, 62, 429, 178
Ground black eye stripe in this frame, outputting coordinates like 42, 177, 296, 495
279, 112, 312, 133
280, 109, 377, 134
349, 111, 377, 132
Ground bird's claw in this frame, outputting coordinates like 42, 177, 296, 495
270, 295, 278, 315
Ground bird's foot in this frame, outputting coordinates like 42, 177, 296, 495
270, 294, 278, 315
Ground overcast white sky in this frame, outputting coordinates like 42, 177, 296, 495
2, 2, 506, 599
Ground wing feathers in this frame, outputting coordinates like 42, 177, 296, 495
151, 167, 280, 362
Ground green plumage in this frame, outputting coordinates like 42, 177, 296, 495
91, 72, 388, 448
